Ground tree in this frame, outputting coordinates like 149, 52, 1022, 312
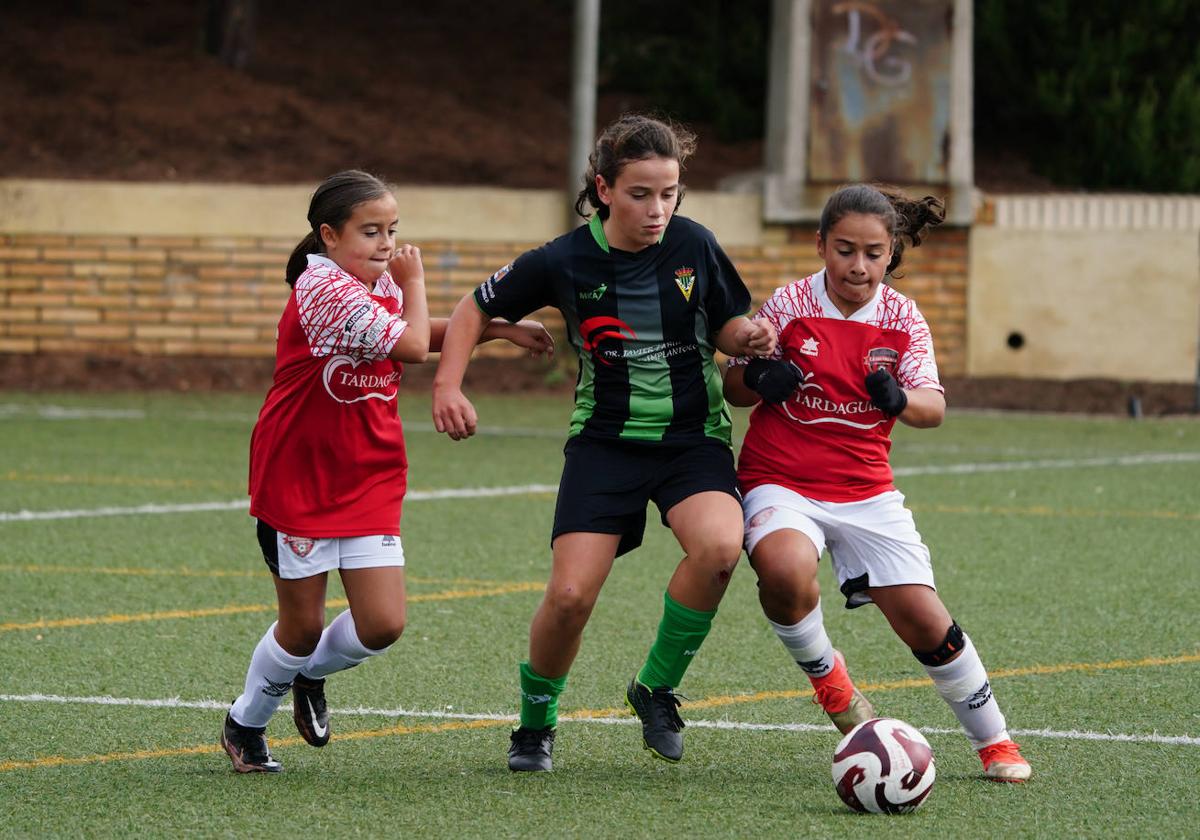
975, 0, 1200, 192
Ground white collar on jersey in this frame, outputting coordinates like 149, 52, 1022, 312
813, 267, 882, 322
305, 252, 394, 295
306, 253, 340, 271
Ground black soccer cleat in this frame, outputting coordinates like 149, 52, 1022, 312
291, 674, 330, 747
625, 677, 685, 763
221, 712, 282, 773
507, 726, 555, 772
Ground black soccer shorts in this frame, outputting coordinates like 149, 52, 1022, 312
551, 435, 739, 557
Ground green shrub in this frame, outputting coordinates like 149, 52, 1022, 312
976, 0, 1200, 191
599, 0, 770, 142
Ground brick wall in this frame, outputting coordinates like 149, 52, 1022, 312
0, 227, 969, 375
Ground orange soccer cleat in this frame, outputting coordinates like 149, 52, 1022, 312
809, 650, 875, 735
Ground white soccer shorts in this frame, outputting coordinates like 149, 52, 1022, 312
269, 530, 405, 580
741, 484, 935, 608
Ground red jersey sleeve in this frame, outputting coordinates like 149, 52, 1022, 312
873, 288, 942, 392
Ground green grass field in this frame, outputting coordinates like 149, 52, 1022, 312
1, 391, 1197, 838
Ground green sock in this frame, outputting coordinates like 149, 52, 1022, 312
636, 592, 716, 689
519, 661, 568, 729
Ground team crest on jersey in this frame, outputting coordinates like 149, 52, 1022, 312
673, 267, 696, 301
282, 535, 316, 558
864, 347, 899, 373
799, 337, 820, 357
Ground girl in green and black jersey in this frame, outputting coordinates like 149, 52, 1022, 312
433, 114, 777, 771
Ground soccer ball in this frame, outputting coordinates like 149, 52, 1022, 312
832, 718, 935, 814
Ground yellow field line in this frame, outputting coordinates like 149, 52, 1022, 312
557, 651, 1200, 719
674, 651, 1200, 713
0, 582, 544, 633
909, 502, 1200, 522
0, 562, 524, 588
2, 650, 1194, 773
0, 718, 507, 773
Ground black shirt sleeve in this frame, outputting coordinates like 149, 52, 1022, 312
703, 235, 752, 331
474, 246, 553, 323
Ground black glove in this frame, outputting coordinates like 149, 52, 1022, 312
744, 358, 803, 404
865, 368, 908, 416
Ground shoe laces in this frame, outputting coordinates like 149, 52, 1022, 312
809, 655, 855, 713
810, 681, 845, 710
511, 727, 552, 751
647, 687, 685, 732
979, 740, 1026, 767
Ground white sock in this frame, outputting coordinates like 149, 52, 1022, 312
767, 600, 836, 678
922, 634, 1010, 749
229, 622, 310, 728
301, 610, 385, 680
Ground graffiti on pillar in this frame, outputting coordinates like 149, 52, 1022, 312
809, 0, 953, 184
834, 1, 917, 86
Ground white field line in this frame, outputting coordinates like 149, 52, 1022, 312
0, 403, 562, 437
893, 451, 1200, 477
0, 404, 147, 420
0, 484, 558, 522
1, 692, 1196, 747
6, 402, 1197, 426
3, 451, 1198, 524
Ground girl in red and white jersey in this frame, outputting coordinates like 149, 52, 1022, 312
222, 170, 552, 773
725, 184, 1031, 782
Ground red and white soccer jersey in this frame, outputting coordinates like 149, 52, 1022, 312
735, 270, 942, 502
249, 255, 410, 537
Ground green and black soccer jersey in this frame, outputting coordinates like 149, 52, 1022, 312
475, 214, 751, 445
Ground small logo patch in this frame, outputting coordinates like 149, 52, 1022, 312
382, 535, 397, 547
799, 337, 820, 357
674, 267, 696, 301
864, 346, 899, 373
578, 283, 608, 301
282, 534, 316, 558
262, 678, 294, 698
795, 657, 832, 676
579, 315, 638, 366
966, 680, 994, 710
747, 507, 776, 529
478, 263, 512, 304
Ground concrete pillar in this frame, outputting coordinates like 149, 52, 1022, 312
763, 0, 812, 221
568, 0, 600, 230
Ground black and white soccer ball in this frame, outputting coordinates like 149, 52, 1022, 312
832, 718, 935, 814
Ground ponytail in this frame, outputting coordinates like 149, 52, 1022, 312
879, 188, 945, 276
818, 184, 946, 276
284, 230, 322, 287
